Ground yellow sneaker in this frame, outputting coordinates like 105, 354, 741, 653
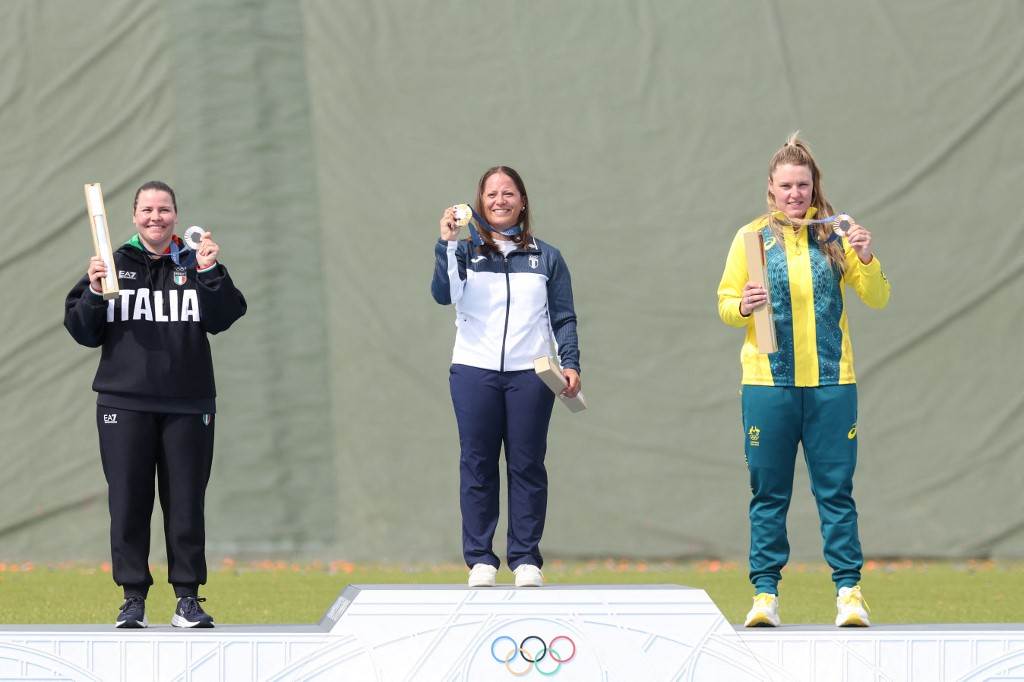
835, 585, 870, 627
744, 592, 780, 627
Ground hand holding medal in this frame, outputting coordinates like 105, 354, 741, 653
185, 225, 219, 269
440, 204, 472, 241
792, 211, 875, 264
837, 215, 874, 264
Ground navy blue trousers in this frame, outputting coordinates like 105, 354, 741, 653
449, 364, 556, 570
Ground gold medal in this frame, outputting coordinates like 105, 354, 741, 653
452, 204, 472, 228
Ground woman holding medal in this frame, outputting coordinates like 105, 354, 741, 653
717, 134, 890, 628
64, 180, 246, 628
431, 166, 581, 588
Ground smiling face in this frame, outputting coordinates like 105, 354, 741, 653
133, 189, 178, 253
480, 172, 525, 231
768, 163, 814, 221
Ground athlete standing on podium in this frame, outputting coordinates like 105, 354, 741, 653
431, 166, 581, 588
65, 181, 246, 629
717, 135, 890, 627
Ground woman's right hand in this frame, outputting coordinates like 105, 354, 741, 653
739, 281, 768, 316
440, 206, 461, 241
87, 256, 107, 293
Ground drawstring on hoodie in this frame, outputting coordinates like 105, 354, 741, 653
143, 250, 157, 292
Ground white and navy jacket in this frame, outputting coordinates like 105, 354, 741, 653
431, 237, 580, 373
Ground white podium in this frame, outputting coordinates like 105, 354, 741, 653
2, 585, 1024, 681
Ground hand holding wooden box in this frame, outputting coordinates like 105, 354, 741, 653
742, 231, 777, 354
534, 356, 587, 413
84, 183, 120, 300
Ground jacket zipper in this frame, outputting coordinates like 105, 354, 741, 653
499, 255, 511, 372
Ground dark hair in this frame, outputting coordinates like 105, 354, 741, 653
472, 166, 533, 252
133, 181, 177, 212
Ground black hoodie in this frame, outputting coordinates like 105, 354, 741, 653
64, 234, 247, 413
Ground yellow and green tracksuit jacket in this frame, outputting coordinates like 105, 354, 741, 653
717, 210, 890, 387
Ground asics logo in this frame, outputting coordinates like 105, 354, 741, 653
848, 424, 857, 440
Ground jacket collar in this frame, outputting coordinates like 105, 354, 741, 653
125, 232, 185, 254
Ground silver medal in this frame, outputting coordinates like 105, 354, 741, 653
183, 225, 206, 250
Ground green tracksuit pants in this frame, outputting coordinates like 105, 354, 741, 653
742, 384, 863, 595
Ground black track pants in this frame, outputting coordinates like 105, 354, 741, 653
96, 407, 215, 597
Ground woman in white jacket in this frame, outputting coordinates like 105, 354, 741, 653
431, 166, 581, 588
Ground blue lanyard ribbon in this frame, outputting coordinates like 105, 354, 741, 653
795, 213, 850, 245
802, 213, 844, 225
466, 206, 523, 247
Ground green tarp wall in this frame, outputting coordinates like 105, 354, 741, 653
2, 1, 1022, 563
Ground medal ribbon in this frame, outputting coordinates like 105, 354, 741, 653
774, 212, 851, 245
466, 205, 523, 247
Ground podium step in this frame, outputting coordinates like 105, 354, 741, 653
1, 584, 1022, 681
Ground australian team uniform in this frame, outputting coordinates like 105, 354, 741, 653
718, 208, 890, 595
65, 234, 246, 599
432, 236, 579, 571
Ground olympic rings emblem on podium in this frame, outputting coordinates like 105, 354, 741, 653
490, 634, 576, 676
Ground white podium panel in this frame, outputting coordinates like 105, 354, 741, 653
1, 585, 1024, 681
740, 625, 1024, 682
314, 584, 767, 680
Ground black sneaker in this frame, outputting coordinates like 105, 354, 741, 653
171, 596, 215, 628
115, 596, 147, 628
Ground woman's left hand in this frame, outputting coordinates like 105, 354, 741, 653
196, 231, 220, 269
845, 222, 873, 264
561, 368, 581, 398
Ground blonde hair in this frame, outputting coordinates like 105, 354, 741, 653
765, 132, 846, 275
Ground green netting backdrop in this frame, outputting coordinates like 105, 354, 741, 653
2, 0, 1022, 563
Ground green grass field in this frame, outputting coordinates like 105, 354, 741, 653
1, 559, 1021, 626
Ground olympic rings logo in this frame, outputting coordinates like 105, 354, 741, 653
490, 635, 576, 676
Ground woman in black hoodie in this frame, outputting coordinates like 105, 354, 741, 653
65, 181, 246, 629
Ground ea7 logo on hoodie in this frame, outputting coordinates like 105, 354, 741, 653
105, 288, 201, 323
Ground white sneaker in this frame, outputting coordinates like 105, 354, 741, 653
467, 563, 497, 587
835, 585, 870, 627
513, 564, 544, 587
744, 593, 780, 627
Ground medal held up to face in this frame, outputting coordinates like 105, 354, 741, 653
452, 202, 523, 248
183, 225, 206, 251
452, 204, 472, 228
832, 213, 852, 237
84, 183, 120, 300
797, 211, 853, 244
